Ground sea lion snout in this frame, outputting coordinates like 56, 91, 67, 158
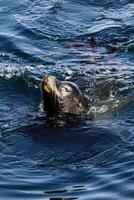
43, 75, 60, 86
42, 75, 60, 95
42, 75, 49, 85
42, 75, 56, 87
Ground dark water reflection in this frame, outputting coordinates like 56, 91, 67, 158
0, 0, 134, 200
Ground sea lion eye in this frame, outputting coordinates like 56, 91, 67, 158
64, 86, 71, 92
65, 88, 70, 92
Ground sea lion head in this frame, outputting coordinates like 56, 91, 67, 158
41, 75, 85, 115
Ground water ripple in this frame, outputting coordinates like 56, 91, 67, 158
0, 0, 134, 199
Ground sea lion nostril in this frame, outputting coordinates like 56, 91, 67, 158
43, 76, 50, 85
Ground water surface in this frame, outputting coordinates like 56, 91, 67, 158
0, 0, 134, 199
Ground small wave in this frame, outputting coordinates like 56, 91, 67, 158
0, 62, 134, 116
103, 4, 134, 26
80, 20, 122, 35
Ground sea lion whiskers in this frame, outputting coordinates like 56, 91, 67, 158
52, 88, 60, 106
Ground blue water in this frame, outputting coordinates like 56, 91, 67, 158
0, 0, 134, 199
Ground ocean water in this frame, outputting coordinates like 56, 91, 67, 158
0, 0, 134, 199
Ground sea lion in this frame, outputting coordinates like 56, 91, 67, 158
41, 75, 86, 115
